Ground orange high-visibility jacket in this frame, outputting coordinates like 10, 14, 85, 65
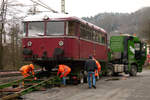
57, 64, 71, 78
94, 59, 101, 76
95, 60, 101, 72
20, 65, 35, 78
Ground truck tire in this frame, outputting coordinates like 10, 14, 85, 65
129, 65, 137, 76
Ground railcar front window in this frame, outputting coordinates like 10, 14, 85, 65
142, 43, 146, 52
23, 22, 27, 36
28, 22, 44, 36
135, 43, 140, 51
47, 22, 64, 35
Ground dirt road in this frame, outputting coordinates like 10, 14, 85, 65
23, 70, 150, 100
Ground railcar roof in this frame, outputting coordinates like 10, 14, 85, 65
23, 12, 107, 34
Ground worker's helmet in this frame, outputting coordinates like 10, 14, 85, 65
29, 64, 34, 69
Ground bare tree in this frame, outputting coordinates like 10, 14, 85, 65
0, 0, 31, 70
0, 0, 8, 70
10, 23, 19, 69
137, 8, 150, 40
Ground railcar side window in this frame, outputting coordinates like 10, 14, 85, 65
28, 22, 44, 36
98, 34, 101, 43
80, 24, 87, 39
80, 24, 93, 40
80, 23, 106, 45
93, 34, 97, 41
102, 36, 106, 44
47, 22, 64, 35
93, 31, 102, 43
68, 21, 76, 36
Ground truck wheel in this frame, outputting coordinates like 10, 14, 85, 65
129, 65, 137, 76
107, 66, 113, 76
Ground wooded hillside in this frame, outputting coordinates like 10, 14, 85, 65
82, 7, 150, 40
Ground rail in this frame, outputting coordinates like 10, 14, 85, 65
0, 74, 61, 100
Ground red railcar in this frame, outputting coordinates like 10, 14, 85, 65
22, 13, 108, 71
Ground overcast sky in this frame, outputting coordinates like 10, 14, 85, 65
18, 0, 150, 17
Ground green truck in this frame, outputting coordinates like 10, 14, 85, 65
108, 35, 147, 76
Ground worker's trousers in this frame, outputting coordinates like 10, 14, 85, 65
62, 77, 66, 85
87, 71, 96, 88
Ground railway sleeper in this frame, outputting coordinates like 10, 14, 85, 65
0, 75, 61, 100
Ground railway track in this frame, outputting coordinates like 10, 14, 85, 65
0, 71, 61, 100
0, 71, 20, 78
0, 69, 40, 78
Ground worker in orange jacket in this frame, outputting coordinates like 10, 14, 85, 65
20, 64, 37, 80
93, 58, 101, 79
57, 64, 71, 85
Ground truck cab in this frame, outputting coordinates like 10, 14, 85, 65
109, 35, 147, 76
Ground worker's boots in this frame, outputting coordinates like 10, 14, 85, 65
60, 84, 65, 87
92, 85, 96, 89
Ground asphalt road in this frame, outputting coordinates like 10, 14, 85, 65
23, 70, 150, 100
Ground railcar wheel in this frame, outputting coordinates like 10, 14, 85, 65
79, 71, 87, 83
129, 65, 137, 76
107, 66, 114, 76
79, 72, 84, 84
83, 71, 88, 83
80, 76, 84, 84
83, 76, 88, 83
113, 72, 119, 76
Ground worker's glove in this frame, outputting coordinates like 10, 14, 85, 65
62, 72, 65, 76
34, 77, 37, 80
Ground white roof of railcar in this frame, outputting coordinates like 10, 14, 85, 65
24, 12, 71, 21
23, 12, 107, 34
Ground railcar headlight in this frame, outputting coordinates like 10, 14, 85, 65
59, 41, 64, 46
27, 41, 32, 47
43, 15, 49, 20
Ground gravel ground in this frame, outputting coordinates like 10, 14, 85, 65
22, 69, 150, 100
